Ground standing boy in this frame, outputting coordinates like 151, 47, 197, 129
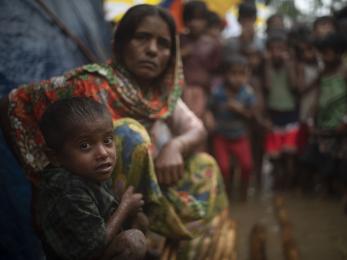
209, 55, 256, 201
264, 30, 299, 190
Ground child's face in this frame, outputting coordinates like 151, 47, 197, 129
239, 17, 256, 38
57, 116, 116, 183
225, 65, 249, 90
319, 48, 340, 68
314, 21, 335, 39
244, 49, 261, 70
267, 16, 284, 32
187, 17, 207, 37
268, 41, 288, 65
300, 42, 317, 63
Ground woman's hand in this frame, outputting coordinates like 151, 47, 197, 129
154, 139, 184, 186
119, 186, 144, 216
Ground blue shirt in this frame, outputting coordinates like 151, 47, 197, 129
210, 84, 255, 139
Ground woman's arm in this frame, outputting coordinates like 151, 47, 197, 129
154, 100, 206, 186
166, 99, 206, 155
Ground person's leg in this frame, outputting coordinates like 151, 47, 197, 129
107, 229, 147, 260
282, 126, 299, 189
265, 128, 284, 190
251, 125, 265, 189
228, 136, 253, 200
112, 118, 229, 240
213, 135, 232, 179
213, 135, 233, 197
228, 137, 253, 182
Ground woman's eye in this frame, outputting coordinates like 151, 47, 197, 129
104, 136, 113, 145
158, 38, 171, 49
79, 143, 91, 150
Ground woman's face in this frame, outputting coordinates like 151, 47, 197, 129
123, 15, 172, 84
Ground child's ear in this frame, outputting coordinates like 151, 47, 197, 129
44, 146, 61, 167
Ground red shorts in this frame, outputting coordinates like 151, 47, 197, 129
265, 123, 299, 157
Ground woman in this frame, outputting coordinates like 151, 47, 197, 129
1, 4, 235, 259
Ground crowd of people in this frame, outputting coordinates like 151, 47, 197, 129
179, 1, 347, 206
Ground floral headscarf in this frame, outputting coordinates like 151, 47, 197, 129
7, 38, 184, 180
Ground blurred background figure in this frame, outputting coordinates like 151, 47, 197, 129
208, 55, 256, 201
224, 1, 264, 58
180, 0, 222, 151
312, 15, 336, 40
263, 30, 299, 190
266, 13, 285, 35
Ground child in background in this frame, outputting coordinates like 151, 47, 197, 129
264, 30, 299, 190
37, 97, 147, 260
312, 15, 336, 40
242, 44, 269, 187
291, 26, 321, 154
302, 33, 347, 197
209, 55, 256, 201
180, 1, 222, 151
224, 2, 264, 56
205, 10, 224, 41
266, 13, 285, 35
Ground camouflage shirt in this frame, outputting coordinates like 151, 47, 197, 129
36, 167, 119, 260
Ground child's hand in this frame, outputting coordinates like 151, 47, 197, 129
204, 110, 215, 132
119, 186, 144, 216
131, 212, 149, 233
228, 99, 244, 112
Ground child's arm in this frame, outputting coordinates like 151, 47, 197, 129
100, 186, 144, 259
204, 110, 216, 133
227, 99, 252, 118
284, 52, 299, 91
105, 186, 143, 241
263, 51, 272, 92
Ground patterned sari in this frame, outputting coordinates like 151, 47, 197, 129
7, 47, 235, 259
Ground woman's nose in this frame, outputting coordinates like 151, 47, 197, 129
147, 39, 158, 55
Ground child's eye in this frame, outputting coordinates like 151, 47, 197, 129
79, 142, 91, 150
134, 32, 149, 42
103, 136, 113, 145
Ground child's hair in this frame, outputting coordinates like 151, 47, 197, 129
266, 29, 287, 48
238, 2, 257, 20
288, 23, 311, 44
313, 15, 336, 30
266, 13, 284, 31
183, 1, 208, 25
206, 10, 224, 30
39, 97, 112, 151
288, 24, 313, 58
221, 54, 248, 73
314, 32, 346, 55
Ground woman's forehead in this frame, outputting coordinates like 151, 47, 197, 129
135, 16, 170, 36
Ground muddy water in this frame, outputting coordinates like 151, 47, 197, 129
228, 165, 347, 260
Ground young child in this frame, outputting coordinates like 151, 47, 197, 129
266, 13, 285, 35
241, 44, 270, 188
312, 15, 336, 40
264, 30, 299, 190
303, 33, 347, 197
209, 55, 256, 201
224, 2, 264, 57
36, 97, 147, 260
